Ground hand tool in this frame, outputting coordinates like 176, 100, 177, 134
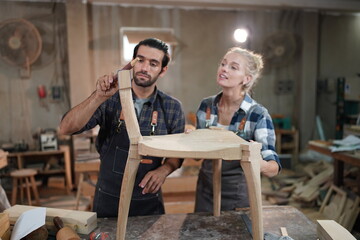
112, 57, 139, 85
53, 216, 81, 240
106, 57, 139, 94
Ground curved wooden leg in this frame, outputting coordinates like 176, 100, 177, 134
213, 159, 222, 216
116, 152, 141, 240
240, 143, 263, 240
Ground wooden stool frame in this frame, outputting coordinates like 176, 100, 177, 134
115, 69, 264, 240
11, 169, 40, 206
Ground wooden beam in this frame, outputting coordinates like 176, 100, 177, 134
89, 0, 360, 12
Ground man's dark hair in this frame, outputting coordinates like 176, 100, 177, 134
133, 38, 170, 68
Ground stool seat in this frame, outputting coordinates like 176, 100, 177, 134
10, 168, 40, 206
10, 169, 37, 178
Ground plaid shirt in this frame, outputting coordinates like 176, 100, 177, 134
196, 92, 280, 166
78, 87, 185, 157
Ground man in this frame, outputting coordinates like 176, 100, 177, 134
59, 38, 185, 217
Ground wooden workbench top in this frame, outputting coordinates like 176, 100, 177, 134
84, 206, 317, 240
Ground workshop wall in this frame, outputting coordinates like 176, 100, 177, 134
0, 2, 70, 149
318, 13, 360, 140
0, 2, 359, 149
87, 5, 303, 118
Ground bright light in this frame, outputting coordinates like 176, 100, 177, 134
123, 36, 137, 61
122, 35, 172, 62
234, 28, 249, 43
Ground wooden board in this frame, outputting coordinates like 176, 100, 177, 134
319, 184, 346, 221
162, 175, 198, 193
0, 212, 10, 238
5, 205, 97, 234
338, 196, 360, 231
317, 220, 356, 240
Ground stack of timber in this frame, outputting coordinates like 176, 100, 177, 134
264, 161, 334, 206
266, 160, 360, 233
291, 161, 333, 204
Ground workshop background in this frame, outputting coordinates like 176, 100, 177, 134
0, 0, 359, 151
0, 0, 360, 239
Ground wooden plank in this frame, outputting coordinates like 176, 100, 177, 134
74, 159, 100, 172
338, 196, 360, 231
164, 201, 195, 214
4, 205, 97, 234
319, 184, 347, 221
317, 220, 356, 240
162, 175, 198, 193
0, 212, 10, 238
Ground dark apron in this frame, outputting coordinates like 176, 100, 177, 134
93, 124, 165, 218
194, 160, 249, 212
195, 105, 257, 213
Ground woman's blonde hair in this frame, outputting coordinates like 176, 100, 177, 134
227, 47, 264, 92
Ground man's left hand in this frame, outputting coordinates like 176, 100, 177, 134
139, 168, 167, 194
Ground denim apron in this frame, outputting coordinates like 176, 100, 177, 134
194, 106, 255, 212
93, 103, 166, 218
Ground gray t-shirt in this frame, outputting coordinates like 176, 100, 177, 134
134, 98, 149, 117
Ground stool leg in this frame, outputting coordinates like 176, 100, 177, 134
11, 177, 18, 205
30, 176, 40, 205
24, 177, 32, 206
19, 178, 24, 204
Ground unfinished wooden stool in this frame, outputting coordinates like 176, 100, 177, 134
10, 169, 40, 206
116, 61, 264, 240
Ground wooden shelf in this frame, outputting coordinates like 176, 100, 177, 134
275, 128, 299, 168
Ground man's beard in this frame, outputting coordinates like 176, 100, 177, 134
133, 71, 159, 87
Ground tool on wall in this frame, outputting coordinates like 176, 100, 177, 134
37, 84, 50, 110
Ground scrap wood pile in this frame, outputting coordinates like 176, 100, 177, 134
262, 160, 360, 232
263, 161, 334, 206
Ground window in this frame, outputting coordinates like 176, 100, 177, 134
120, 27, 178, 64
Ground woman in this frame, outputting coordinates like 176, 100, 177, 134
194, 47, 281, 212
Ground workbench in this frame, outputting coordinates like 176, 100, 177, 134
308, 140, 360, 193
83, 206, 317, 240
7, 145, 73, 193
